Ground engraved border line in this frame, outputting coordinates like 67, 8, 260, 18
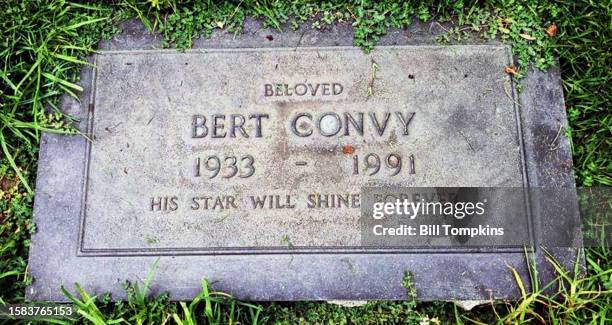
77, 45, 531, 257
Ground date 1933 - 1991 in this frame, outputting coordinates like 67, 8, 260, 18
193, 153, 415, 179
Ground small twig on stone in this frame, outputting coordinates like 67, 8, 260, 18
75, 129, 93, 143
433, 22, 450, 33
548, 122, 563, 151
503, 78, 522, 108
294, 29, 307, 51
458, 131, 475, 151
367, 58, 378, 98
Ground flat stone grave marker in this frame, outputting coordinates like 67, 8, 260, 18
28, 22, 580, 301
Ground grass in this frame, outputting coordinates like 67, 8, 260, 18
0, 0, 610, 324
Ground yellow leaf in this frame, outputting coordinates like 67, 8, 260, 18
509, 265, 527, 298
519, 33, 536, 40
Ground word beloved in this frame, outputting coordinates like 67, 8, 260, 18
191, 111, 415, 138
264, 83, 343, 97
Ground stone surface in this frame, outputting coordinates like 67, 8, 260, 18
81, 46, 521, 254
27, 19, 580, 301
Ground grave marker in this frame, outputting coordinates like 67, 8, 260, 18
27, 20, 580, 301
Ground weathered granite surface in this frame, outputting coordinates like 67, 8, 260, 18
27, 18, 580, 301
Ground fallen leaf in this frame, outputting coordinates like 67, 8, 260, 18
504, 65, 519, 75
215, 21, 224, 28
342, 145, 355, 154
0, 176, 17, 191
519, 33, 536, 40
265, 35, 274, 41
546, 23, 558, 37
499, 27, 510, 34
